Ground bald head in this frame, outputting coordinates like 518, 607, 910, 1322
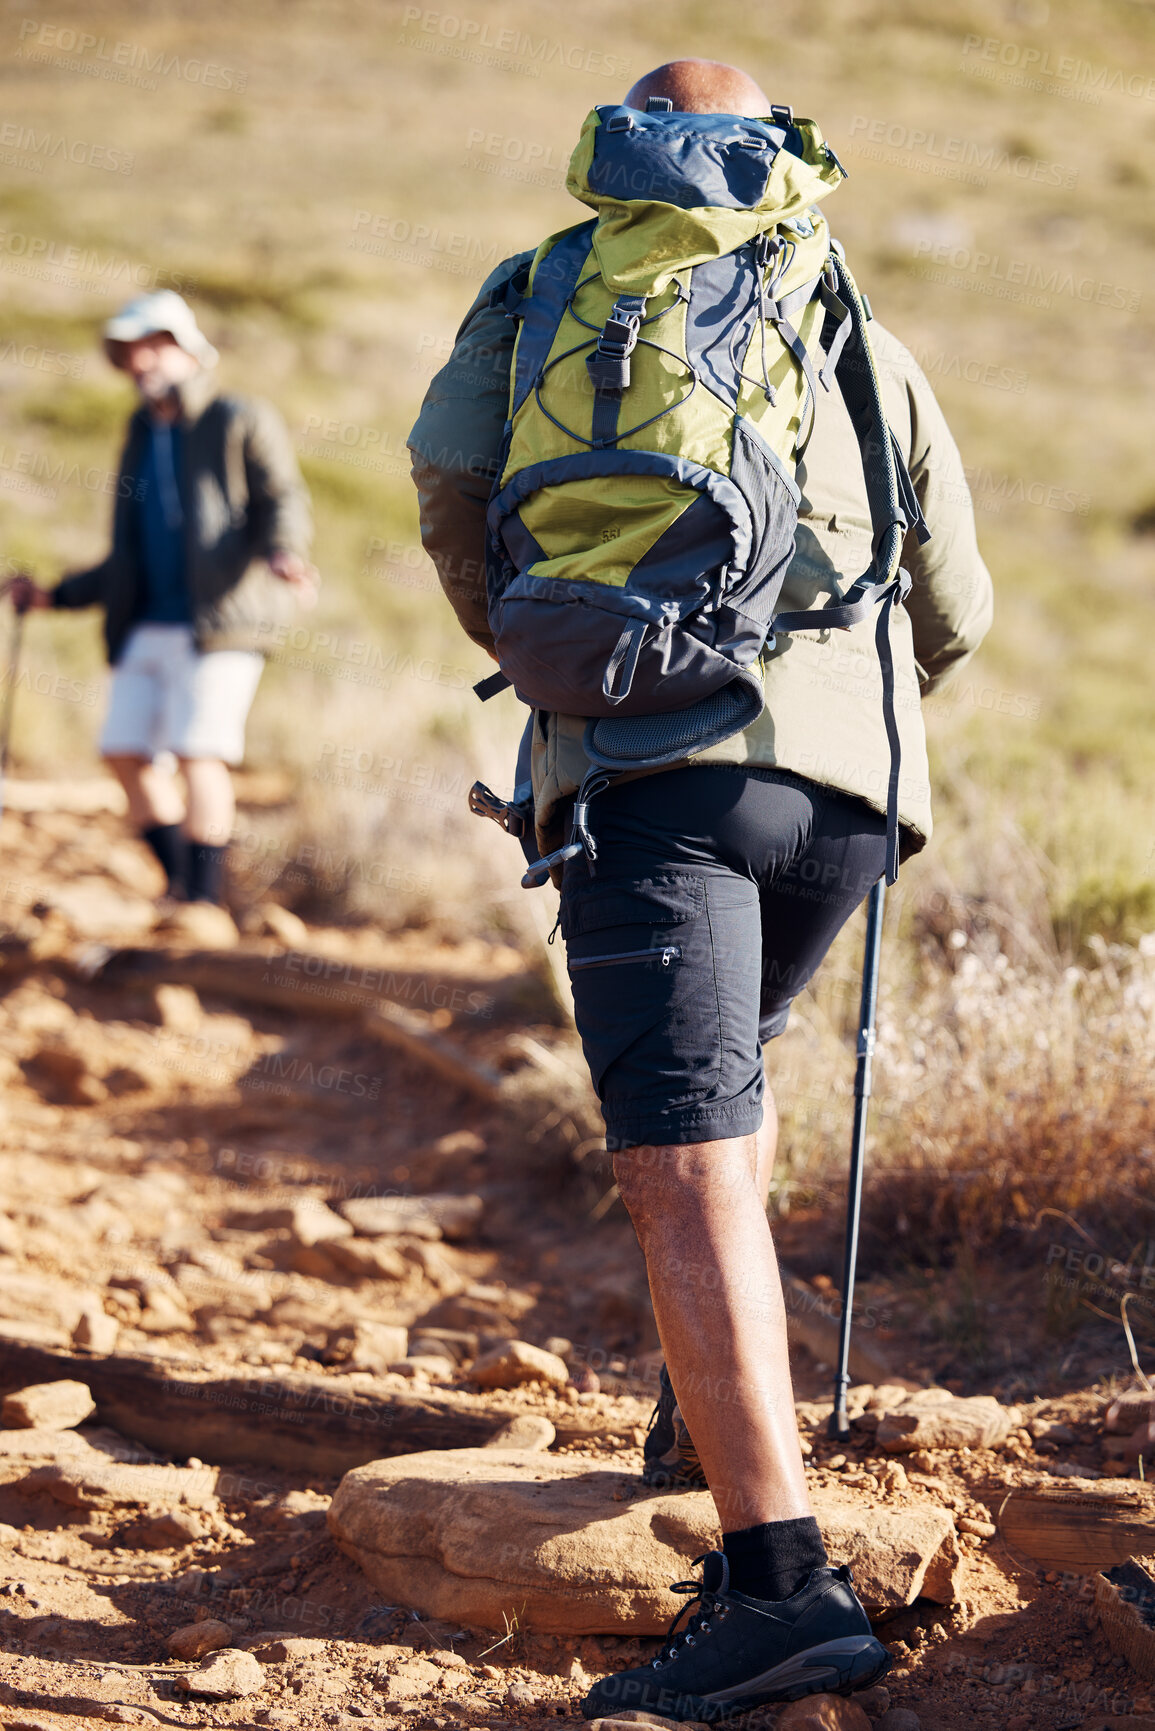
623, 59, 772, 117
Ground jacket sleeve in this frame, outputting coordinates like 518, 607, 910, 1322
889, 339, 994, 695
51, 563, 109, 609
242, 398, 313, 561
407, 252, 532, 652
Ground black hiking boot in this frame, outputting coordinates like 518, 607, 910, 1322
580, 1550, 891, 1723
642, 1362, 707, 1489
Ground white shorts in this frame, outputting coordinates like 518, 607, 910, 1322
99, 624, 263, 765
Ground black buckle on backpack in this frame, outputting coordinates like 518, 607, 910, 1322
587, 296, 645, 393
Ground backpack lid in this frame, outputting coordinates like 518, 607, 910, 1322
566, 105, 845, 294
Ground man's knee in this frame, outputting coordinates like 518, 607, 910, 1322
613, 1138, 752, 1218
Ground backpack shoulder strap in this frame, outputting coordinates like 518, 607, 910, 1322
509, 219, 597, 419
771, 252, 931, 884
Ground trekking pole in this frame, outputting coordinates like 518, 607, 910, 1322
0, 593, 27, 825
828, 876, 886, 1440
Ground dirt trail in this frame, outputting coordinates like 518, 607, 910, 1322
0, 789, 1151, 1731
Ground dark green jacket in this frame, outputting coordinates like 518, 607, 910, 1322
52, 369, 312, 663
410, 250, 994, 854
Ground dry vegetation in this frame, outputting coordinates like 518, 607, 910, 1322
0, 0, 1153, 1375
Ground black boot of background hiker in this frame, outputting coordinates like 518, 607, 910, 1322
642, 1362, 707, 1489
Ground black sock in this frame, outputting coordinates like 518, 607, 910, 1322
722, 1516, 828, 1601
186, 842, 228, 905
142, 823, 189, 897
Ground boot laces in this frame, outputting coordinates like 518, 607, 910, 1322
650, 1557, 733, 1669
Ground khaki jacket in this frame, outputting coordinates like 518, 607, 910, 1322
410, 250, 993, 856
52, 369, 312, 664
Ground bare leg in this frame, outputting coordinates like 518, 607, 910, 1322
614, 1131, 811, 1533
104, 753, 185, 828
754, 1086, 778, 1204
178, 757, 234, 845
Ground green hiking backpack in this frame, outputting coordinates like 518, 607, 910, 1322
471, 99, 928, 885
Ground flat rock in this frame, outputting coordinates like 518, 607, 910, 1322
154, 902, 240, 949
388, 1354, 455, 1381
327, 1448, 960, 1635
777, 1696, 874, 1729
877, 1393, 1013, 1452
38, 878, 155, 938
175, 1647, 265, 1699
329, 1320, 408, 1371
0, 1272, 104, 1339
248, 1634, 327, 1661
471, 1340, 569, 1390
326, 1237, 410, 1280
2, 1716, 74, 1731
18, 1453, 220, 1513
486, 1414, 555, 1450
1104, 1391, 1155, 1433
408, 1327, 477, 1364
72, 1300, 119, 1354
128, 1506, 207, 1547
285, 1199, 354, 1248
997, 1481, 1155, 1572
0, 1427, 99, 1473
153, 982, 204, 1033
876, 1711, 922, 1731
2, 1379, 95, 1430
168, 1618, 235, 1659
254, 903, 310, 946
338, 1193, 484, 1242
268, 1489, 331, 1527
590, 1718, 712, 1731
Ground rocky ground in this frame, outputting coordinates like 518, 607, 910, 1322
0, 787, 1152, 1731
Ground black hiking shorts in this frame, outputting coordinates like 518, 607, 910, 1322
558, 764, 888, 1150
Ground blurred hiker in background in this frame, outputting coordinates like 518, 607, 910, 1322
412, 57, 993, 1723
10, 290, 316, 906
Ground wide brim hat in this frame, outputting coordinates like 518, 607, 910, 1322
103, 290, 219, 367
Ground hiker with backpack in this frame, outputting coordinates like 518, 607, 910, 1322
10, 290, 315, 908
410, 58, 991, 1721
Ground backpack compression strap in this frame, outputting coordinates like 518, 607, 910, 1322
770, 251, 930, 885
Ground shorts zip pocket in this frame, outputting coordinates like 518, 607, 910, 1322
569, 944, 683, 971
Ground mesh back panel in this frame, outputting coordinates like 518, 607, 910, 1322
586, 679, 763, 770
